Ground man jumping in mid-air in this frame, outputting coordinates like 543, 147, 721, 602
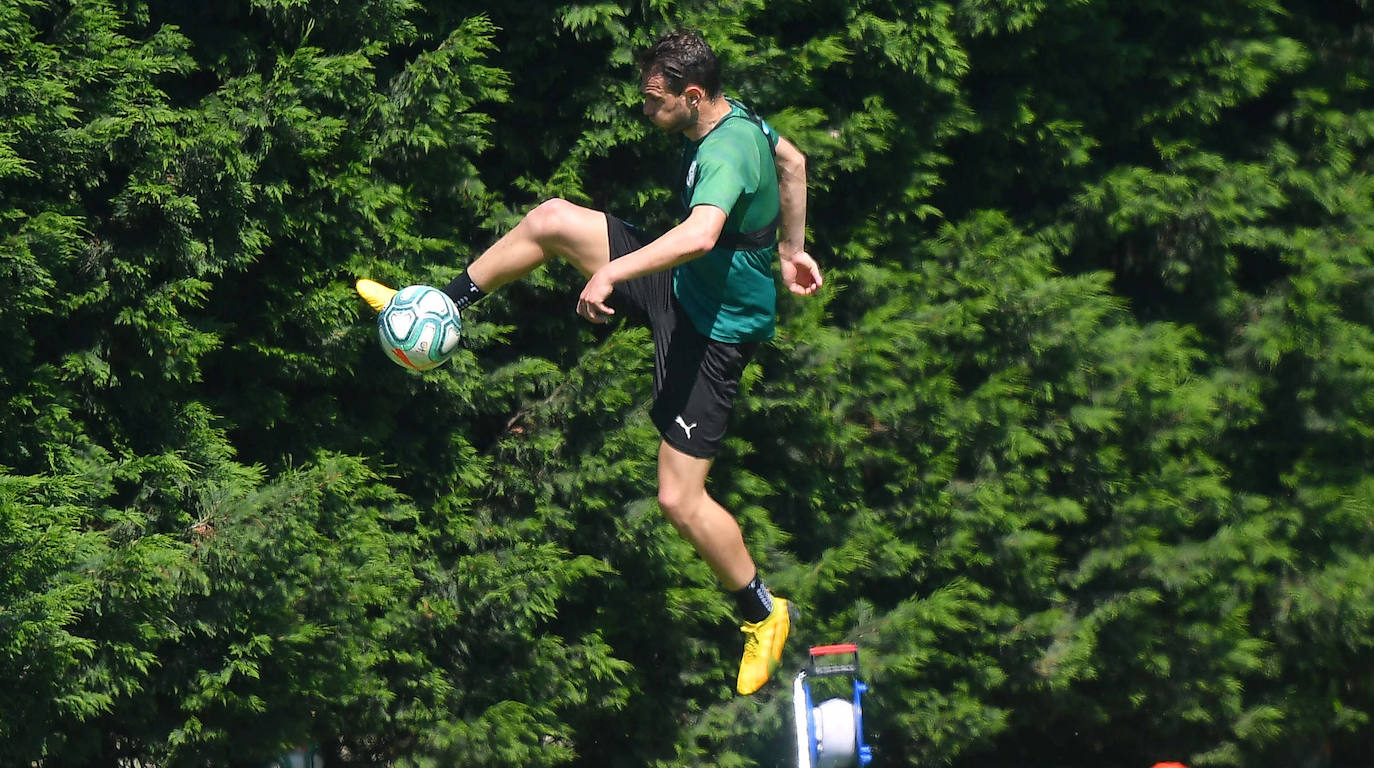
358, 30, 821, 694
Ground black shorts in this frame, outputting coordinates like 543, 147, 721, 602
606, 214, 757, 459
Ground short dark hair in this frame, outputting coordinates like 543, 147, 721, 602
637, 30, 721, 99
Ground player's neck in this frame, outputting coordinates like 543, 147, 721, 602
685, 97, 732, 142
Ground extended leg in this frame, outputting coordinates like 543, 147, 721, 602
357, 198, 613, 313
465, 198, 612, 292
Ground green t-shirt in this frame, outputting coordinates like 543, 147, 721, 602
673, 101, 781, 343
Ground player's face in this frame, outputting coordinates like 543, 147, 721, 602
641, 72, 693, 134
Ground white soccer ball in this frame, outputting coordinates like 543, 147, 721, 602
377, 285, 462, 371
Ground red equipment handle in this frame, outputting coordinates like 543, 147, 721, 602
808, 643, 861, 677
810, 643, 860, 657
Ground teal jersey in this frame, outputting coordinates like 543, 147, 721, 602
673, 101, 781, 343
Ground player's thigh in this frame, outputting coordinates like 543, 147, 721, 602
527, 198, 612, 277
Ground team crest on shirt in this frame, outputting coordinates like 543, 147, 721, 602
685, 160, 698, 189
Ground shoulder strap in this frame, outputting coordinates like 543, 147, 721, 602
678, 100, 782, 251
723, 98, 778, 156
710, 99, 780, 250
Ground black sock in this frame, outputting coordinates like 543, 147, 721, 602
732, 573, 774, 624
442, 268, 487, 310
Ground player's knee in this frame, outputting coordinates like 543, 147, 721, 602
657, 485, 700, 530
523, 198, 578, 242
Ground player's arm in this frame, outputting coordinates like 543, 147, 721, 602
774, 136, 822, 296
577, 205, 726, 322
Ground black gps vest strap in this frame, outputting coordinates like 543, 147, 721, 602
682, 99, 781, 251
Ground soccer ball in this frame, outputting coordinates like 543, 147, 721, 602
376, 285, 462, 371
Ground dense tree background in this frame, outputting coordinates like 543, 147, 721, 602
3, 0, 1373, 765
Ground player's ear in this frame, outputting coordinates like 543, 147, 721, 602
683, 83, 706, 108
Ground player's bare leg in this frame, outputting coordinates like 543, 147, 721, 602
656, 441, 756, 589
357, 198, 609, 311
656, 440, 791, 694
466, 199, 611, 291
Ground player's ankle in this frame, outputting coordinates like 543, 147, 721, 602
442, 268, 487, 310
732, 572, 773, 624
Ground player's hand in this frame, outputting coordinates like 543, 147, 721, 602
780, 250, 822, 296
577, 269, 617, 323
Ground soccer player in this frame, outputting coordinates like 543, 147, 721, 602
358, 30, 821, 695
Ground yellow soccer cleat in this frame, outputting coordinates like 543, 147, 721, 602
737, 596, 791, 695
355, 278, 398, 313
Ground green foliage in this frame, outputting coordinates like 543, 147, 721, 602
2, 0, 1373, 766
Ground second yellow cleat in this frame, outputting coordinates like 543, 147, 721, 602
737, 596, 791, 695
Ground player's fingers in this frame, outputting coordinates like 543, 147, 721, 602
577, 298, 614, 322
